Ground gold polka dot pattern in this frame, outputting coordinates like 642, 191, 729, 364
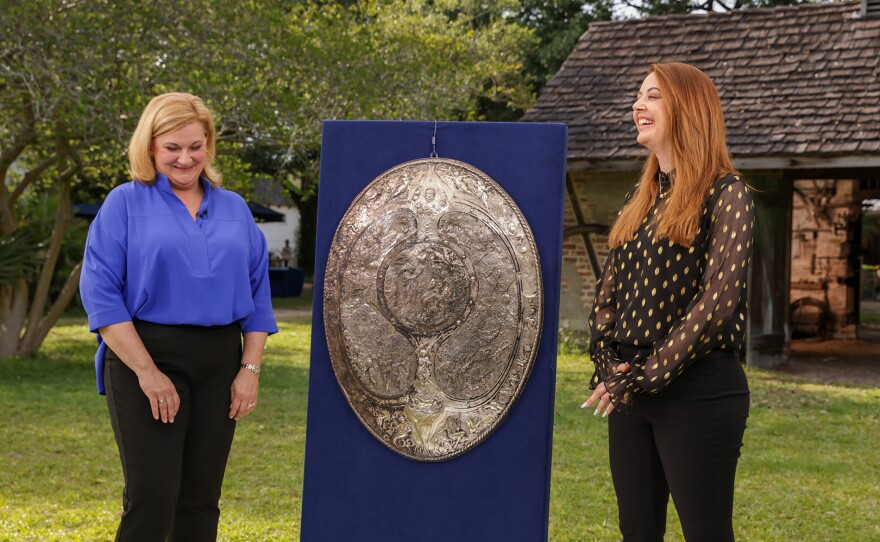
587, 174, 754, 412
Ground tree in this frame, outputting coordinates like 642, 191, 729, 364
0, 0, 535, 358
862, 203, 880, 267
516, 0, 614, 94
620, 0, 815, 17
1, 1, 171, 357
201, 0, 537, 272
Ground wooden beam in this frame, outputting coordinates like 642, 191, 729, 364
567, 154, 880, 173
737, 155, 880, 170
564, 173, 606, 280
567, 159, 643, 172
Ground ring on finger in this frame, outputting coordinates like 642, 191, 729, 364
158, 399, 166, 404
247, 402, 256, 407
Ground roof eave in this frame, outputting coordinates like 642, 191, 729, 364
567, 154, 880, 172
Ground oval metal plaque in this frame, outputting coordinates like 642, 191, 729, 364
324, 158, 543, 461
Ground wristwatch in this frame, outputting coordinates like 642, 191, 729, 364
241, 363, 261, 375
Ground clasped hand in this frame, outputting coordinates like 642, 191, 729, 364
582, 362, 631, 417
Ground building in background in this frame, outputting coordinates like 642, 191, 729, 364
252, 178, 302, 268
524, 0, 880, 366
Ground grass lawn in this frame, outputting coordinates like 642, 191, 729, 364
1, 315, 879, 541
269, 285, 314, 312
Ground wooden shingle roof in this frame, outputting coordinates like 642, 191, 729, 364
523, 1, 880, 169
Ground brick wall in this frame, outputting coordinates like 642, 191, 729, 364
790, 179, 861, 339
559, 171, 633, 332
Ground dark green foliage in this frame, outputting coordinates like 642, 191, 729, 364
622, 0, 816, 17
17, 192, 89, 307
0, 228, 44, 288
862, 207, 880, 266
516, 0, 615, 92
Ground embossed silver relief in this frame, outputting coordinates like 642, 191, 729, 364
324, 158, 542, 461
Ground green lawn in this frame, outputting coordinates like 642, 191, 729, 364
1, 316, 878, 541
268, 285, 314, 312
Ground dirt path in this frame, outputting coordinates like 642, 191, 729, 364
773, 299, 880, 387
775, 335, 880, 387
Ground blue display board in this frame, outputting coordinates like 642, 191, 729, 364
301, 121, 566, 542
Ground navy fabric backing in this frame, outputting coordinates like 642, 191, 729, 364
300, 120, 567, 542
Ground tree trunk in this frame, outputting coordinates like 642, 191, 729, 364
17, 262, 82, 356
0, 280, 28, 358
19, 172, 74, 351
0, 141, 81, 359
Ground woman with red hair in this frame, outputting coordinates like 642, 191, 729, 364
583, 62, 753, 541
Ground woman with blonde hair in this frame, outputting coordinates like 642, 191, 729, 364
583, 63, 753, 541
80, 92, 277, 541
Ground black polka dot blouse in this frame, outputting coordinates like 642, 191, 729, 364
588, 173, 755, 412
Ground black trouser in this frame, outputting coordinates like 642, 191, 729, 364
609, 346, 750, 542
104, 320, 241, 542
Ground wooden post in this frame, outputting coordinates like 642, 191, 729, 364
747, 174, 793, 368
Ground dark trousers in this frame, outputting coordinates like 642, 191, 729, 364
609, 346, 750, 542
104, 320, 241, 542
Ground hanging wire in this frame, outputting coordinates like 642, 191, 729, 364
429, 120, 439, 158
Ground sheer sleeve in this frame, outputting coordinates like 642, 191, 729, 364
588, 250, 622, 390
603, 178, 754, 410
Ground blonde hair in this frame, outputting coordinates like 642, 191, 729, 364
128, 92, 222, 186
608, 62, 737, 248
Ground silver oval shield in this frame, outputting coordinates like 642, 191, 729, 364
323, 158, 542, 461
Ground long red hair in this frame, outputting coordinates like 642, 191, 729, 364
608, 62, 737, 248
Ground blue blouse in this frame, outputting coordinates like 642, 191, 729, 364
80, 174, 278, 394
